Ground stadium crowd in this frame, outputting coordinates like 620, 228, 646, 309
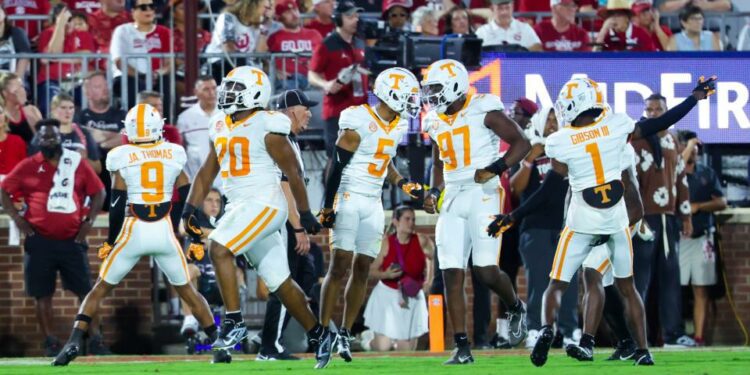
0, 0, 744, 363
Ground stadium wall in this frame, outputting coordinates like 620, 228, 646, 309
0, 210, 748, 356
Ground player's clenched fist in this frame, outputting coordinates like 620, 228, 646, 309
181, 203, 204, 242
300, 210, 323, 234
97, 242, 113, 260
487, 214, 516, 238
423, 188, 440, 214
317, 208, 336, 229
397, 179, 423, 199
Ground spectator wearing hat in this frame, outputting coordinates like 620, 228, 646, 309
267, 0, 323, 91
475, 0, 542, 51
306, 0, 335, 38
308, 0, 368, 158
667, 6, 722, 51
255, 89, 320, 360
411, 6, 439, 36
383, 0, 411, 32
657, 0, 731, 12
631, 0, 672, 51
534, 0, 591, 51
594, 0, 656, 51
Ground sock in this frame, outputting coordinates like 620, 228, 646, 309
204, 324, 217, 338
170, 297, 180, 314
70, 328, 86, 343
226, 311, 243, 324
497, 319, 510, 339
340, 327, 351, 337
454, 333, 469, 348
579, 333, 595, 349
541, 325, 553, 336
510, 299, 523, 312
308, 323, 325, 339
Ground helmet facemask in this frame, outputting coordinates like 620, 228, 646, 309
218, 79, 250, 115
421, 83, 450, 114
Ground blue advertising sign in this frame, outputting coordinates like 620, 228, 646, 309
468, 52, 750, 144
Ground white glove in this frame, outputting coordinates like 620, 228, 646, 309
633, 220, 654, 241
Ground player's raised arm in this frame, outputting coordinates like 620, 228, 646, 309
632, 75, 716, 140
266, 133, 322, 235
319, 129, 361, 227
475, 110, 531, 184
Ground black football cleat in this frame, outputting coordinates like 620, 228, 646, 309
51, 342, 80, 366
212, 319, 248, 350
530, 327, 554, 367
633, 350, 655, 366
337, 328, 353, 362
314, 329, 337, 369
443, 345, 474, 365
607, 339, 636, 361
566, 343, 594, 362
212, 349, 232, 364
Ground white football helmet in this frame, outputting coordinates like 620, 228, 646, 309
420, 59, 469, 114
218, 66, 271, 115
554, 77, 606, 127
124, 103, 164, 143
373, 67, 421, 118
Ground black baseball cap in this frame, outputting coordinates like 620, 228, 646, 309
275, 89, 318, 109
335, 0, 364, 15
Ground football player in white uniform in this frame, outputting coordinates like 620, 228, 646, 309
53, 104, 218, 366
420, 59, 531, 365
317, 67, 423, 363
182, 66, 332, 368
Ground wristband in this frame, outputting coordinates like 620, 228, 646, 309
293, 227, 306, 233
397, 179, 406, 188
485, 158, 509, 175
522, 160, 534, 169
182, 203, 198, 218
428, 187, 441, 198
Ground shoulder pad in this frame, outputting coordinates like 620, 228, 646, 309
106, 145, 129, 172
338, 105, 366, 131
264, 111, 291, 135
467, 94, 505, 115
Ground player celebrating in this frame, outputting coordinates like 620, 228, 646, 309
317, 67, 423, 363
182, 66, 333, 368
53, 104, 218, 366
421, 59, 531, 365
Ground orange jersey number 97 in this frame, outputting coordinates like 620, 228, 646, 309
216, 136, 251, 178
436, 125, 471, 171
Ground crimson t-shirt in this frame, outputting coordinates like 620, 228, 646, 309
62, 0, 100, 13
310, 32, 368, 120
37, 27, 96, 82
88, 9, 131, 52
3, 0, 51, 41
534, 20, 591, 51
645, 24, 672, 51
305, 19, 334, 39
602, 24, 656, 51
1, 152, 104, 240
267, 28, 322, 77
515, 0, 597, 12
0, 133, 27, 175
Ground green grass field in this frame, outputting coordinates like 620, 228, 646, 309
1, 347, 748, 374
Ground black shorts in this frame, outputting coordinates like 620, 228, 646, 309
23, 235, 92, 299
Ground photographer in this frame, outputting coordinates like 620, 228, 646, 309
308, 0, 368, 158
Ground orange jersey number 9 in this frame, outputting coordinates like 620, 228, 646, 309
141, 161, 164, 203
216, 136, 251, 178
436, 125, 471, 171
368, 138, 396, 177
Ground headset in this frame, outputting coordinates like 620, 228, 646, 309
334, 9, 344, 27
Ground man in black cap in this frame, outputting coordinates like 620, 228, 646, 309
256, 90, 324, 360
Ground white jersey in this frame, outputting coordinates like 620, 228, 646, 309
208, 110, 291, 209
106, 142, 187, 205
424, 94, 504, 187
339, 104, 410, 197
546, 110, 635, 234
205, 13, 260, 63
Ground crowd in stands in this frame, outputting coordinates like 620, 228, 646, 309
0, 0, 744, 357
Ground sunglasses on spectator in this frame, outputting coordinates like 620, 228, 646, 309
135, 3, 156, 11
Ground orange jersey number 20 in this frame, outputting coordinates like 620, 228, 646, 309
437, 125, 471, 171
216, 136, 251, 178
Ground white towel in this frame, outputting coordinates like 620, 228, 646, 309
526, 106, 553, 146
47, 148, 82, 214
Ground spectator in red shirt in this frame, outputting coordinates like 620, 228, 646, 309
36, 5, 96, 117
631, 0, 671, 51
268, 0, 322, 91
1, 119, 105, 357
594, 0, 656, 51
306, 0, 335, 38
308, 0, 368, 157
2, 0, 50, 42
534, 0, 591, 51
0, 110, 26, 178
63, 0, 101, 14
88, 0, 130, 53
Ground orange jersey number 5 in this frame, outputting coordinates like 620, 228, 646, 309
368, 138, 395, 177
216, 136, 251, 178
437, 125, 471, 171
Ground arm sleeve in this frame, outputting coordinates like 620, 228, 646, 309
323, 146, 354, 209
636, 95, 698, 138
107, 189, 126, 244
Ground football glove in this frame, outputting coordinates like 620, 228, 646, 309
397, 179, 423, 199
693, 75, 717, 98
487, 214, 516, 238
181, 203, 204, 243
317, 208, 336, 229
187, 241, 205, 261
300, 210, 323, 234
97, 242, 113, 260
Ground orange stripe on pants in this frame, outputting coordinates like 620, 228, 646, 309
101, 218, 136, 279
226, 207, 271, 250
553, 229, 575, 280
550, 227, 569, 278
232, 208, 278, 254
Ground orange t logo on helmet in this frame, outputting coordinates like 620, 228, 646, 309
565, 82, 579, 99
389, 73, 405, 89
251, 69, 264, 85
439, 62, 457, 77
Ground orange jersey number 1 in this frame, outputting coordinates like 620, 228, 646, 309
141, 161, 164, 203
216, 136, 251, 178
584, 142, 605, 185
437, 125, 471, 171
368, 138, 395, 177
